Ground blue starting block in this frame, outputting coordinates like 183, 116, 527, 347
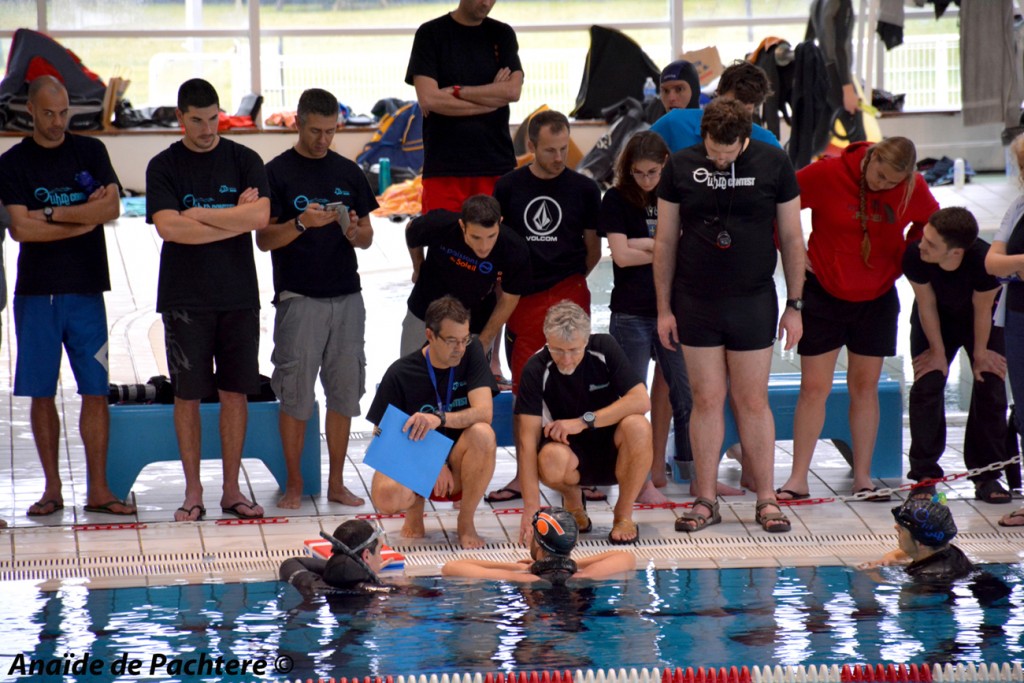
106, 400, 321, 500
494, 390, 515, 447
670, 372, 903, 481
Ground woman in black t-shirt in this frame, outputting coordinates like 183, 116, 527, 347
599, 132, 690, 503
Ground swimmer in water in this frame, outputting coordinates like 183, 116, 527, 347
279, 519, 392, 595
441, 507, 636, 585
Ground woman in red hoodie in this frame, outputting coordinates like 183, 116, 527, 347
775, 137, 939, 500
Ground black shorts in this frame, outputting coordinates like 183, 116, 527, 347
162, 308, 261, 400
542, 427, 619, 487
673, 287, 778, 351
798, 272, 899, 357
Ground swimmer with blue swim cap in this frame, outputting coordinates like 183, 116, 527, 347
442, 507, 635, 585
859, 496, 974, 580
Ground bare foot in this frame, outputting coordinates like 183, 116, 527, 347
691, 480, 746, 497
220, 497, 264, 519
401, 515, 426, 538
327, 484, 365, 507
174, 500, 206, 522
278, 489, 303, 509
457, 517, 485, 548
636, 480, 672, 505
651, 472, 668, 488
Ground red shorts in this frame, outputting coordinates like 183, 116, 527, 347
421, 176, 502, 213
505, 274, 591, 394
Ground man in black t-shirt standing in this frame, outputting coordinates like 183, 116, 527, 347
401, 195, 530, 355
146, 79, 271, 522
654, 99, 804, 534
368, 296, 497, 548
904, 207, 1012, 503
257, 89, 378, 510
406, 0, 522, 213
515, 301, 651, 545
0, 76, 133, 518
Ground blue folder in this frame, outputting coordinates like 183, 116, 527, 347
364, 404, 453, 499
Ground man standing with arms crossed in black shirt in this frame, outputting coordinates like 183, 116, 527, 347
146, 79, 271, 522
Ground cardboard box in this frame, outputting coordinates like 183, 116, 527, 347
681, 46, 725, 87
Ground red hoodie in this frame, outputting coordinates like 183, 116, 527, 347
797, 142, 939, 302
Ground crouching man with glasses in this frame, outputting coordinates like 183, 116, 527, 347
367, 296, 498, 548
653, 98, 804, 534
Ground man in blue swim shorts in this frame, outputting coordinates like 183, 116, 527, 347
0, 76, 134, 518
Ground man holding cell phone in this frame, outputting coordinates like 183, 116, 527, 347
257, 88, 378, 509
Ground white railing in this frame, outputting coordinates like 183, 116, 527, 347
880, 34, 961, 111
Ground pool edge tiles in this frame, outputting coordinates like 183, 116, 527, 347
2, 529, 1024, 587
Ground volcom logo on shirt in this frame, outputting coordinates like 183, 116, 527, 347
691, 168, 756, 189
523, 196, 562, 242
34, 186, 85, 206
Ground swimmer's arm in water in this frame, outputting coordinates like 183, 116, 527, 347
572, 551, 637, 580
441, 558, 542, 582
280, 556, 329, 593
856, 548, 911, 570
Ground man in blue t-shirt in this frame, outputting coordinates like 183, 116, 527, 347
0, 76, 132, 519
651, 61, 781, 153
258, 88, 378, 510
146, 79, 271, 522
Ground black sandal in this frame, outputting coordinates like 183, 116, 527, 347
975, 479, 1012, 504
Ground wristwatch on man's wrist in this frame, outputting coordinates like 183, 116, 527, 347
582, 411, 597, 430
436, 411, 446, 428
295, 216, 307, 233
786, 298, 804, 311
43, 206, 54, 224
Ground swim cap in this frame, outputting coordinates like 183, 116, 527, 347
659, 60, 701, 109
529, 555, 579, 586
532, 507, 578, 555
892, 498, 958, 547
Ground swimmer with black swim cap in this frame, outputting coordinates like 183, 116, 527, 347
858, 496, 975, 580
280, 519, 393, 595
442, 507, 636, 584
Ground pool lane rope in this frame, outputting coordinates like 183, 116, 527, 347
286, 661, 1024, 683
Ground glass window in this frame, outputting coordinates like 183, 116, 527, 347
44, 0, 248, 31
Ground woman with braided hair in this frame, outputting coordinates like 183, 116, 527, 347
775, 138, 938, 501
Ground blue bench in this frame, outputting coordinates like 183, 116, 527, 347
494, 390, 515, 447
106, 401, 321, 500
670, 372, 903, 481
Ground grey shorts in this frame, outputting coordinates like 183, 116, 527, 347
270, 293, 366, 420
400, 307, 427, 357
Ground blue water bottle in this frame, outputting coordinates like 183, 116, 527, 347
378, 157, 392, 194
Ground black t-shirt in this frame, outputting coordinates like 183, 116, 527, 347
265, 148, 379, 300
1005, 212, 1024, 312
597, 186, 657, 317
146, 138, 270, 312
406, 209, 531, 329
903, 239, 999, 318
657, 140, 800, 298
515, 334, 641, 420
493, 166, 601, 294
367, 342, 497, 442
0, 135, 117, 295
405, 14, 521, 178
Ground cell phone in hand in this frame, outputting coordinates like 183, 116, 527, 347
323, 201, 350, 231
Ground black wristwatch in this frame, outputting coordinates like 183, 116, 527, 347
786, 298, 804, 311
295, 216, 307, 233
436, 411, 446, 428
582, 411, 597, 430
43, 206, 54, 224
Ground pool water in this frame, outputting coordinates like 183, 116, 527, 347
4, 564, 1023, 682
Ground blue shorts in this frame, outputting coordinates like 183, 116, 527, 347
14, 293, 109, 397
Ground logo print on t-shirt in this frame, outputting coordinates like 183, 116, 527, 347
523, 196, 562, 239
691, 168, 755, 189
479, 261, 494, 275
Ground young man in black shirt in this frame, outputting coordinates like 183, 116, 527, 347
488, 110, 602, 503
654, 98, 804, 534
402, 194, 530, 355
258, 88, 378, 510
406, 0, 522, 213
146, 79, 271, 522
903, 207, 1012, 504
367, 296, 497, 548
0, 76, 133, 518
515, 301, 652, 545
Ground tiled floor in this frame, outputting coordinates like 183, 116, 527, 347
1, 175, 1023, 589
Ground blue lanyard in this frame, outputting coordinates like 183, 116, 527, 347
424, 349, 454, 413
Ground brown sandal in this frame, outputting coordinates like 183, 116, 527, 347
675, 496, 721, 533
755, 500, 791, 533
608, 517, 639, 545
